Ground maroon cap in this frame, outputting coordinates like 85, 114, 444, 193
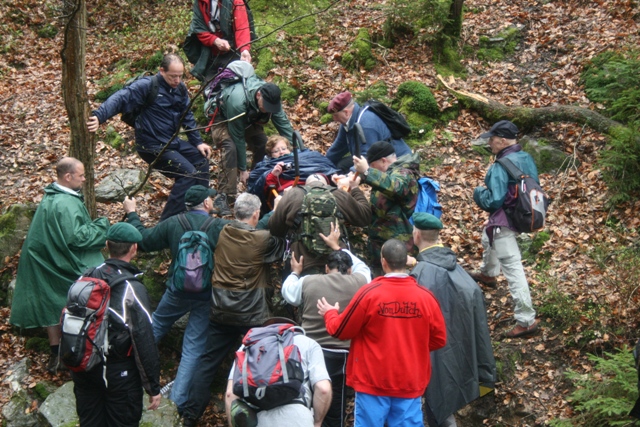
328, 92, 352, 114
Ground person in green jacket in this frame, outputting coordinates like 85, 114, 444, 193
10, 157, 110, 373
352, 141, 421, 276
211, 70, 293, 216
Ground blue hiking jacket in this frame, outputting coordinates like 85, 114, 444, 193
93, 73, 204, 153
325, 102, 412, 165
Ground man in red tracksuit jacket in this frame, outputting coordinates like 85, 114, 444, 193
318, 238, 447, 427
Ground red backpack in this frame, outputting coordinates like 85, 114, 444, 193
232, 323, 305, 410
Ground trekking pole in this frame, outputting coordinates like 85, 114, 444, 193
180, 112, 247, 133
292, 131, 302, 187
352, 123, 366, 181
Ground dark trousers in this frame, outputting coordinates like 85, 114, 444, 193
322, 348, 349, 427
72, 359, 143, 427
137, 139, 210, 221
182, 321, 252, 420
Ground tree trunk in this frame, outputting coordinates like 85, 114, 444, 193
437, 75, 628, 136
61, 0, 97, 218
442, 0, 464, 40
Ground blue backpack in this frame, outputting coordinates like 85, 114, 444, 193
171, 214, 215, 293
410, 177, 443, 224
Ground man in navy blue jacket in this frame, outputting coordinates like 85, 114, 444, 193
326, 91, 412, 173
88, 53, 212, 221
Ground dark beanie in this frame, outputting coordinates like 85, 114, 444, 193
366, 141, 395, 163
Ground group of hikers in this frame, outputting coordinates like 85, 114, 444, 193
8, 1, 547, 426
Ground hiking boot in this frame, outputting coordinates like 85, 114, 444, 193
213, 193, 232, 217
504, 319, 541, 339
469, 271, 497, 288
46, 354, 67, 374
183, 416, 197, 427
230, 399, 258, 427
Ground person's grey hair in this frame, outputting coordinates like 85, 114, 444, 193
234, 193, 261, 220
56, 157, 81, 178
187, 202, 205, 211
161, 53, 183, 71
384, 153, 397, 162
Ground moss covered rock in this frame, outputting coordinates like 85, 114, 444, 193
342, 28, 376, 71
0, 203, 36, 270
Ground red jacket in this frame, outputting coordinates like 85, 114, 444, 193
197, 0, 251, 54
324, 275, 446, 398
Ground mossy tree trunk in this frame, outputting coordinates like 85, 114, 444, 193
442, 0, 464, 41
438, 75, 630, 137
61, 0, 97, 218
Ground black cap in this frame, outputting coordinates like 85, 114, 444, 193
185, 185, 217, 207
366, 141, 396, 163
479, 120, 519, 139
259, 83, 282, 114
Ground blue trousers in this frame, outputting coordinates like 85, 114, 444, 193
354, 392, 424, 427
152, 287, 210, 412
182, 321, 252, 420
137, 139, 209, 221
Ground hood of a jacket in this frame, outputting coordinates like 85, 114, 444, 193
417, 246, 458, 271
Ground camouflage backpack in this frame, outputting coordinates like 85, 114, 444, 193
297, 186, 345, 256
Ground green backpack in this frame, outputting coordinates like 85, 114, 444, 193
297, 186, 345, 256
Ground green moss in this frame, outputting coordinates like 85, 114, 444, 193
131, 51, 163, 72
355, 81, 389, 104
104, 125, 126, 150
309, 55, 325, 70
25, 337, 49, 353
474, 26, 522, 63
396, 81, 438, 117
278, 82, 298, 105
320, 113, 333, 125
342, 28, 376, 71
36, 23, 58, 39
33, 382, 57, 400
255, 49, 275, 79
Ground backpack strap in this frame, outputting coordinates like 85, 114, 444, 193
496, 157, 525, 180
199, 216, 216, 233
356, 104, 370, 123
176, 213, 193, 233
141, 75, 160, 111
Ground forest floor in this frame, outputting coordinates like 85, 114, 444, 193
1, 0, 640, 425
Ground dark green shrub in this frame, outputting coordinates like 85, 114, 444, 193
581, 49, 640, 123
597, 122, 640, 205
382, 0, 449, 44
549, 348, 638, 427
131, 51, 163, 72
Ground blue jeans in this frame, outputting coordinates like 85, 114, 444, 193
182, 321, 252, 420
354, 392, 423, 427
152, 287, 210, 412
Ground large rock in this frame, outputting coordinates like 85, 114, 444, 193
96, 168, 145, 203
2, 358, 41, 427
38, 380, 181, 427
0, 204, 36, 270
3, 389, 40, 427
38, 382, 77, 427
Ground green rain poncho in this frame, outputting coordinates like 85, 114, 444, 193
10, 183, 109, 328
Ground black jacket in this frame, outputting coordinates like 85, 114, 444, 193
86, 258, 161, 396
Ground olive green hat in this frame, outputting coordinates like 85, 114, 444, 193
106, 222, 143, 243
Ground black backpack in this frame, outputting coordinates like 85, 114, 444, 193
357, 99, 411, 140
497, 158, 550, 233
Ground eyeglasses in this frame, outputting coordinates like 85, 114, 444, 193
166, 73, 183, 80
271, 146, 289, 155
